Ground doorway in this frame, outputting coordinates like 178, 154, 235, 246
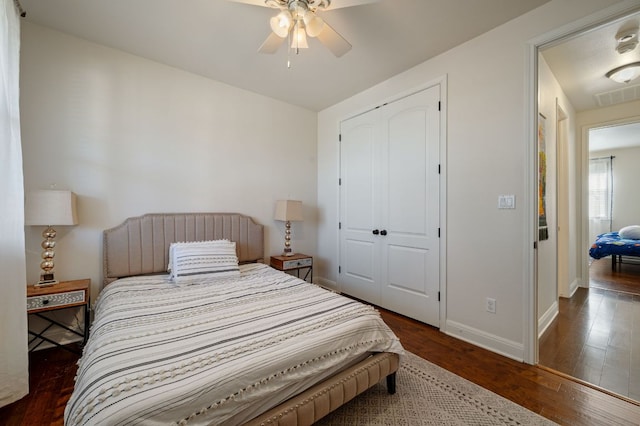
540, 120, 640, 400
534, 8, 640, 401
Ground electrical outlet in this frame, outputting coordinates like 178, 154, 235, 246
486, 297, 496, 314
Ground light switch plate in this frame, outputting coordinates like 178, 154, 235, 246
498, 195, 516, 209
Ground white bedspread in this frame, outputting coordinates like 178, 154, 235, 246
64, 263, 403, 425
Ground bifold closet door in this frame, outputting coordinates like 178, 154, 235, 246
339, 85, 440, 326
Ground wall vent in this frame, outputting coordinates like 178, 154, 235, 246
594, 83, 640, 107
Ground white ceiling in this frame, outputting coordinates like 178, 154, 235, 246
589, 121, 640, 151
541, 10, 640, 152
19, 0, 550, 111
542, 9, 640, 112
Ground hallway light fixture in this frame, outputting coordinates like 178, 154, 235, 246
606, 62, 640, 84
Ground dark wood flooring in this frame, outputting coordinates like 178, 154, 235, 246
3, 286, 640, 425
0, 343, 81, 426
539, 258, 640, 401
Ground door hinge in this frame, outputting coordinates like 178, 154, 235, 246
338, 266, 341, 274
339, 178, 342, 186
438, 164, 441, 174
438, 291, 441, 301
438, 228, 440, 238
438, 101, 441, 111
534, 241, 538, 249
339, 222, 341, 229
339, 134, 342, 142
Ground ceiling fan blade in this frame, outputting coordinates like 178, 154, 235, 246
258, 32, 286, 54
322, 0, 380, 10
225, 0, 271, 7
316, 22, 352, 57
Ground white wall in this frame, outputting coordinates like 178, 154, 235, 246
536, 53, 579, 334
20, 23, 318, 321
590, 145, 640, 231
317, 0, 621, 361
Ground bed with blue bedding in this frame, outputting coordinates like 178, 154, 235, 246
589, 231, 640, 268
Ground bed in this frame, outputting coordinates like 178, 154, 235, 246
64, 213, 403, 426
589, 231, 640, 269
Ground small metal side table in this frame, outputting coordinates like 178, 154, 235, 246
27, 279, 90, 354
270, 254, 313, 283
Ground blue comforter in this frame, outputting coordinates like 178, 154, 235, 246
589, 232, 640, 259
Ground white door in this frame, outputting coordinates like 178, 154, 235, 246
339, 85, 441, 326
339, 110, 381, 303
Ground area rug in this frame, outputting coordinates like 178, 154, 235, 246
317, 352, 556, 425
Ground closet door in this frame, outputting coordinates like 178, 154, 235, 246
339, 85, 441, 327
379, 87, 440, 326
339, 110, 381, 303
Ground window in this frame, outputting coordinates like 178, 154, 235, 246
589, 157, 613, 220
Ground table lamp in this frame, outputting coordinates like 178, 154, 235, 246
274, 200, 303, 256
25, 190, 78, 286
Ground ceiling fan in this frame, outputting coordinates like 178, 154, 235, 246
228, 0, 380, 57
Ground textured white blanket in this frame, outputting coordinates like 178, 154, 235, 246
65, 263, 403, 425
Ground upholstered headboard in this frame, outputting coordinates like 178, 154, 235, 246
103, 213, 264, 285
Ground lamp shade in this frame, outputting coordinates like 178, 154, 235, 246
25, 190, 79, 226
274, 200, 303, 222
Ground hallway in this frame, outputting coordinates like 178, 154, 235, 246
539, 258, 640, 401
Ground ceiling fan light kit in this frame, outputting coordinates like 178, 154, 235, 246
291, 22, 309, 49
270, 11, 293, 37
229, 0, 380, 62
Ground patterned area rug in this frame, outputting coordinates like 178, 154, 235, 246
317, 352, 557, 425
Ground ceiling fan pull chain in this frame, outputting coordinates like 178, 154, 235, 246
287, 31, 292, 68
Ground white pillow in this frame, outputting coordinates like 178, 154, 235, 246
619, 225, 640, 240
168, 240, 232, 272
169, 240, 239, 282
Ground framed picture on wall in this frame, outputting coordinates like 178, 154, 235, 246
538, 112, 549, 241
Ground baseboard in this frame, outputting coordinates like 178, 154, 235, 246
568, 278, 579, 297
445, 320, 524, 362
559, 278, 580, 298
315, 277, 340, 293
538, 300, 559, 338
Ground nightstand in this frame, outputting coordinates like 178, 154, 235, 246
27, 279, 90, 354
270, 254, 313, 283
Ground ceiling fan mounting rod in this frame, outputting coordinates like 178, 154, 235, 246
264, 0, 331, 12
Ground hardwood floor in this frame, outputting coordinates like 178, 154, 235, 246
3, 306, 640, 425
590, 257, 640, 295
381, 309, 640, 425
0, 344, 81, 426
539, 258, 640, 401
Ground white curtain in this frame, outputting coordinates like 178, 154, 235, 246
0, 0, 28, 407
588, 156, 613, 243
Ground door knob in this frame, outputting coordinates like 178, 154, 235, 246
380, 230, 387, 236
372, 229, 380, 235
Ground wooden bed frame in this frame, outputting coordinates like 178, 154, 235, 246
102, 213, 399, 425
